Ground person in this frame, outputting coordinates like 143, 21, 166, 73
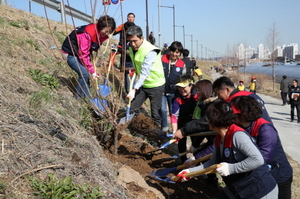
113, 12, 135, 35
212, 76, 272, 123
148, 31, 156, 45
61, 15, 116, 99
288, 79, 300, 122
176, 100, 278, 199
160, 41, 185, 131
280, 75, 289, 105
170, 75, 202, 162
193, 67, 203, 81
117, 21, 136, 94
249, 76, 257, 93
181, 49, 193, 76
161, 43, 169, 55
237, 80, 245, 91
126, 25, 165, 127
113, 13, 136, 94
230, 96, 293, 199
191, 57, 196, 70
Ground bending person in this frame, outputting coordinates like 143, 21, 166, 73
231, 96, 293, 199
177, 100, 278, 199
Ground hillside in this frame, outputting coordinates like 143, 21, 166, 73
1, 4, 299, 199
0, 4, 219, 199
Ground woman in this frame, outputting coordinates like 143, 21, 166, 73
288, 79, 300, 122
230, 95, 293, 199
61, 15, 116, 99
170, 75, 199, 163
177, 100, 278, 199
160, 41, 185, 131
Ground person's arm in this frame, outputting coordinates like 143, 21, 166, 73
171, 98, 180, 132
133, 50, 157, 90
180, 116, 209, 136
189, 145, 218, 172
228, 131, 264, 175
256, 124, 278, 164
77, 32, 95, 74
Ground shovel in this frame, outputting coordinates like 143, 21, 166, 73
146, 131, 216, 155
148, 153, 212, 177
98, 48, 118, 97
148, 164, 220, 184
119, 70, 136, 124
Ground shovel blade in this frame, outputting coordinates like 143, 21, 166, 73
148, 167, 177, 178
98, 79, 111, 97
90, 98, 108, 116
119, 113, 135, 125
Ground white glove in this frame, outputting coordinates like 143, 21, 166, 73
216, 162, 230, 176
92, 72, 99, 78
126, 89, 136, 100
176, 169, 191, 182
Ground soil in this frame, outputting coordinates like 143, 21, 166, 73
0, 4, 300, 199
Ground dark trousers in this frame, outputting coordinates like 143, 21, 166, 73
281, 92, 288, 104
278, 175, 293, 199
290, 103, 300, 121
130, 84, 164, 127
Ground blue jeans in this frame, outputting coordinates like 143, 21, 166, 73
160, 94, 174, 129
67, 55, 91, 99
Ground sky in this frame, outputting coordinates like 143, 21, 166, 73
6, 0, 300, 58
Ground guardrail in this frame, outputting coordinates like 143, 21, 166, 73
29, 0, 93, 24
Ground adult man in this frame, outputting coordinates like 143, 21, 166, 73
126, 26, 165, 127
213, 76, 272, 123
181, 49, 193, 76
148, 31, 156, 45
114, 13, 136, 94
280, 75, 289, 105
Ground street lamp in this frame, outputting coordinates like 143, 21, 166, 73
160, 4, 175, 42
174, 25, 185, 46
185, 34, 193, 57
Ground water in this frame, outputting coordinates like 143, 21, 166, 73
238, 63, 300, 79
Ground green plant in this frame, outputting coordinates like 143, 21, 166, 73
26, 39, 41, 52
28, 88, 52, 108
29, 68, 59, 89
9, 20, 28, 28
78, 105, 93, 130
26, 174, 104, 199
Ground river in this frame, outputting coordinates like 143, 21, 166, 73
237, 62, 300, 79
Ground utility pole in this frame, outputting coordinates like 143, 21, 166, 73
158, 0, 161, 47
145, 0, 149, 41
185, 34, 193, 57
174, 25, 185, 46
160, 4, 175, 41
196, 40, 198, 60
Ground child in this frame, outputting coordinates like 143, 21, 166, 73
237, 80, 245, 91
249, 77, 257, 93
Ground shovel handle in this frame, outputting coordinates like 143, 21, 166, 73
176, 153, 212, 171
171, 164, 220, 182
189, 131, 217, 137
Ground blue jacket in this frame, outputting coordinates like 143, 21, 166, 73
245, 118, 293, 184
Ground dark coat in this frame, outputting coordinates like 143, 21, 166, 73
280, 78, 289, 93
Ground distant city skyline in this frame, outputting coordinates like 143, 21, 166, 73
5, 0, 300, 57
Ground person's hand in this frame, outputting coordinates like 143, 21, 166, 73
184, 156, 196, 168
92, 72, 100, 79
172, 129, 184, 139
126, 89, 136, 100
176, 169, 191, 182
216, 162, 230, 176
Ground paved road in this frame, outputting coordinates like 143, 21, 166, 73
211, 71, 300, 164
257, 93, 300, 164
